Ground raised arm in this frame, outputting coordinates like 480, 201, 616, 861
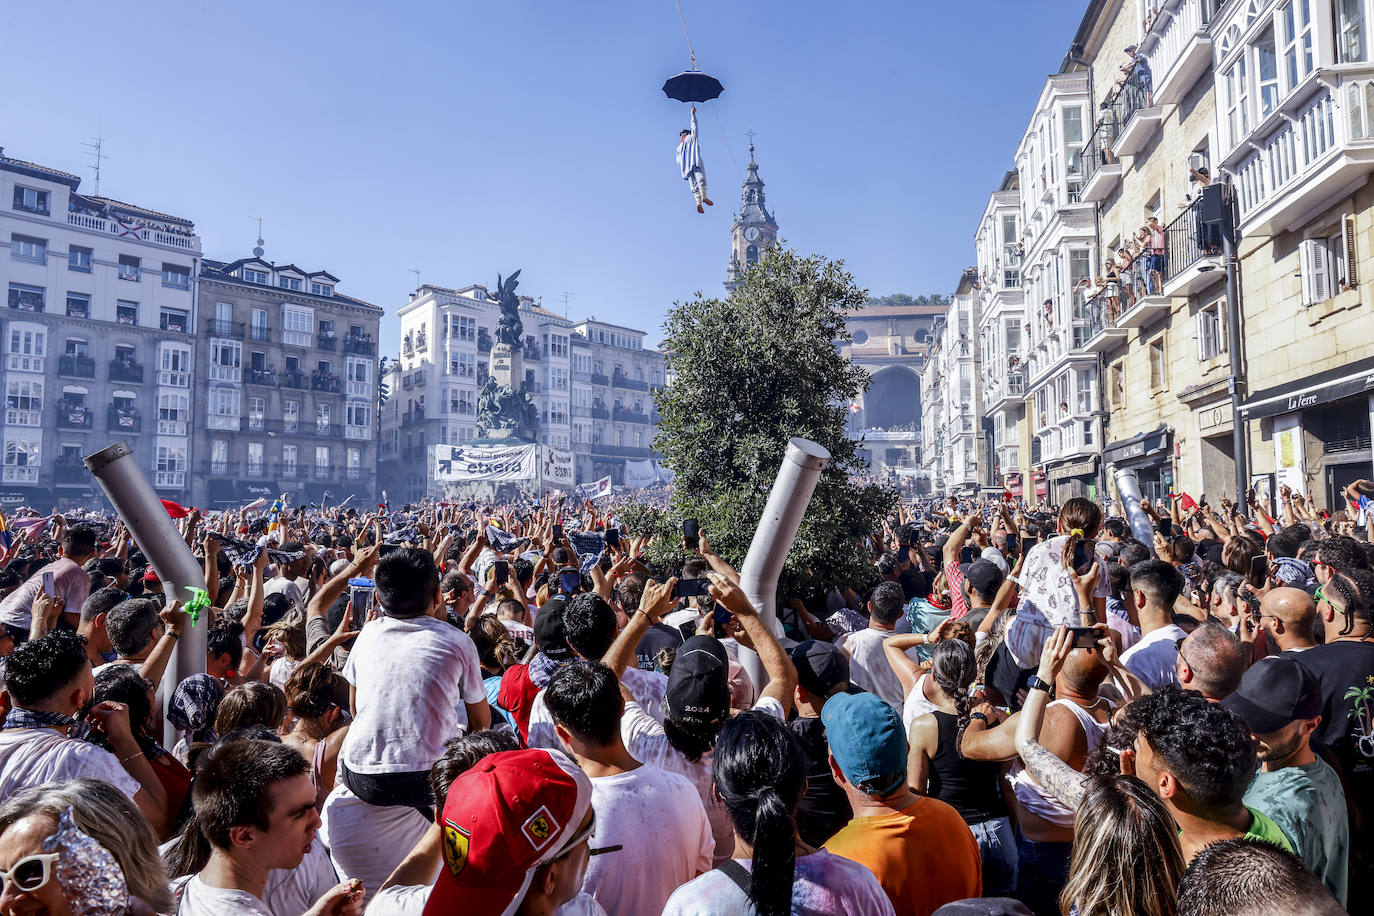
709, 572, 797, 714
1014, 626, 1087, 810
602, 576, 676, 679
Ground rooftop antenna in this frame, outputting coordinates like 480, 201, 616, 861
746, 126, 756, 162
251, 218, 265, 258
82, 133, 107, 197
561, 291, 572, 318
409, 268, 421, 291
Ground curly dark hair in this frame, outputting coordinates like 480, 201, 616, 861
3, 629, 90, 707
1325, 567, 1374, 636
1130, 685, 1255, 811
562, 593, 616, 659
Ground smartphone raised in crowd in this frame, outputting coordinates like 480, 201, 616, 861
553, 523, 564, 541
606, 528, 622, 550
959, 546, 976, 565
1071, 539, 1097, 575
1251, 555, 1268, 583
559, 569, 581, 596
493, 560, 509, 585
348, 577, 375, 630
674, 577, 710, 599
1067, 626, 1099, 649
897, 544, 910, 564
41, 570, 55, 599
683, 518, 700, 550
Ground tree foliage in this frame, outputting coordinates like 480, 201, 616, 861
867, 292, 950, 310
651, 246, 895, 599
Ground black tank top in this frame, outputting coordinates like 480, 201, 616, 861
927, 710, 1008, 825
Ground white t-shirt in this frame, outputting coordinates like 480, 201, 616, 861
901, 674, 941, 733
840, 628, 912, 710
661, 848, 896, 916
1120, 624, 1188, 691
500, 618, 535, 642
173, 874, 272, 915
583, 764, 715, 916
340, 614, 486, 774
319, 783, 434, 907
165, 836, 337, 916
526, 666, 669, 751
620, 695, 784, 866
0, 728, 140, 800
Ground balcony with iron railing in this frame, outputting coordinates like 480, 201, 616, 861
590, 443, 652, 459
58, 355, 95, 379
109, 359, 144, 383
311, 372, 341, 393
56, 402, 93, 429
401, 410, 426, 426
202, 461, 242, 476
1108, 77, 1162, 157
250, 325, 271, 342
206, 319, 245, 338
107, 407, 141, 433
1160, 195, 1225, 298
1080, 119, 1123, 202
281, 371, 308, 390
590, 372, 610, 387
343, 336, 376, 356
317, 333, 337, 351
1141, 0, 1218, 108
246, 368, 278, 387
613, 407, 650, 424
612, 372, 649, 392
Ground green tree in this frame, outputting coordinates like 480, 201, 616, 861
868, 292, 949, 310
651, 246, 895, 599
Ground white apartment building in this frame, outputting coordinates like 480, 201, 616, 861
0, 147, 200, 510
1016, 71, 1104, 503
920, 269, 985, 497
381, 283, 575, 501
974, 171, 1029, 498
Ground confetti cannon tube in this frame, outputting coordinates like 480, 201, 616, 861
84, 441, 205, 746
1112, 466, 1158, 547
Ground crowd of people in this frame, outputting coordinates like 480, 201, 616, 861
0, 478, 1367, 915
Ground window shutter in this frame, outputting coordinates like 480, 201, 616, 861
1196, 311, 1207, 361
1343, 213, 1359, 288
1311, 239, 1331, 302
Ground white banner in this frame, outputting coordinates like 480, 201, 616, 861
433, 444, 539, 482
541, 446, 575, 488
624, 459, 657, 490
579, 476, 613, 500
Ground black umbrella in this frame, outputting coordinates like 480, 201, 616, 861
662, 70, 724, 104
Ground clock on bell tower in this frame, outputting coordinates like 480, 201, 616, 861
725, 137, 779, 292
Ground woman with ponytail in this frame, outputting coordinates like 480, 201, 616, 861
663, 711, 894, 916
1004, 496, 1110, 668
906, 639, 1018, 896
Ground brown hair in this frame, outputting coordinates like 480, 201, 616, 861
1060, 497, 1104, 571
284, 661, 348, 720
264, 609, 307, 660
214, 682, 288, 735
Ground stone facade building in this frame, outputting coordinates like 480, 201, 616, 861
192, 254, 382, 508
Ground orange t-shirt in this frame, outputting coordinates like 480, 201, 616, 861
824, 796, 982, 916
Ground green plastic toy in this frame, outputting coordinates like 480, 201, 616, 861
184, 586, 210, 627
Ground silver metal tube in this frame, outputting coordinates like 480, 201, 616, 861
1112, 465, 1157, 546
735, 438, 831, 690
84, 442, 205, 747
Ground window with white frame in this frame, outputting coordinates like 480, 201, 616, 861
457, 315, 477, 341
1224, 57, 1250, 149
243, 268, 268, 284
4, 438, 40, 481
211, 440, 228, 471
458, 391, 474, 415
283, 400, 299, 432
1109, 361, 1126, 409
5, 379, 42, 425
346, 401, 370, 427
573, 387, 590, 408
1196, 299, 1228, 360
281, 306, 313, 346
551, 367, 569, 391
159, 345, 191, 386
1300, 217, 1358, 305
316, 403, 331, 432
157, 393, 189, 434
548, 334, 568, 358
161, 264, 191, 289
68, 246, 92, 272
248, 397, 265, 430
7, 283, 44, 312
1280, 0, 1314, 90
315, 446, 330, 470
156, 444, 186, 481
282, 444, 298, 472
247, 442, 264, 474
209, 340, 241, 381
455, 353, 475, 378
210, 387, 240, 427
278, 276, 302, 291
10, 235, 46, 264
6, 326, 45, 373
1256, 26, 1280, 118
1149, 336, 1167, 389
1336, 0, 1366, 62
346, 357, 371, 396
311, 282, 333, 297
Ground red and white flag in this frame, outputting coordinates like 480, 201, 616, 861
579, 476, 613, 500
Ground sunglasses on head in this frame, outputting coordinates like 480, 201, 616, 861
0, 852, 59, 895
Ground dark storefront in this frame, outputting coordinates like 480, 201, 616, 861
1103, 426, 1174, 503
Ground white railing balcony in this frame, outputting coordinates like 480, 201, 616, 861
3, 466, 38, 483
1230, 67, 1374, 236
155, 471, 186, 488
346, 425, 372, 440
66, 212, 200, 252
1142, 0, 1218, 108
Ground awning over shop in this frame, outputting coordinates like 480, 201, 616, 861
1240, 355, 1374, 421
1102, 427, 1171, 465
1048, 458, 1099, 482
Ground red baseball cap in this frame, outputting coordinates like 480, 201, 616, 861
143, 568, 160, 584
424, 748, 593, 916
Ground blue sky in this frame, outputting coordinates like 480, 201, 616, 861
0, 1, 1085, 354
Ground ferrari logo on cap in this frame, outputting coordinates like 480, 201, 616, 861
442, 821, 470, 876
522, 805, 559, 851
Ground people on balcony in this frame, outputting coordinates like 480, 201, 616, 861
1103, 258, 1121, 321
1116, 247, 1137, 314
1121, 44, 1154, 107
1146, 217, 1167, 294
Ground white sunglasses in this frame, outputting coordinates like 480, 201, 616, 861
0, 852, 59, 894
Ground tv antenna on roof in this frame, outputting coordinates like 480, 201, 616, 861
561, 291, 572, 318
81, 133, 106, 197
409, 268, 421, 291
251, 217, 265, 258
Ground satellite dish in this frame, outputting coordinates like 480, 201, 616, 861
253, 237, 265, 258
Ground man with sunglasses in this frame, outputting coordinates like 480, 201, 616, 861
1258, 587, 1319, 655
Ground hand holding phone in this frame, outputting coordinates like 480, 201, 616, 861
41, 570, 55, 599
674, 577, 709, 599
348, 577, 375, 629
683, 518, 700, 551
493, 560, 509, 585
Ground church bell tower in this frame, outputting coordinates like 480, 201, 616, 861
725, 137, 779, 292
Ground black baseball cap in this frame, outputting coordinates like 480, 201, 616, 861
534, 596, 574, 661
964, 559, 1005, 596
664, 635, 730, 730
789, 639, 850, 696
1222, 656, 1322, 735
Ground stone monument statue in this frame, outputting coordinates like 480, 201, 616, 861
475, 270, 540, 442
